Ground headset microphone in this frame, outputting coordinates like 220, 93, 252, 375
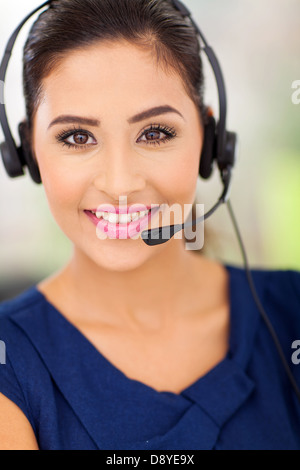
141, 167, 232, 246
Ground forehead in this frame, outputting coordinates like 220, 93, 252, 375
38, 40, 193, 118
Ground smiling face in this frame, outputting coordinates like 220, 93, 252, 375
32, 40, 204, 271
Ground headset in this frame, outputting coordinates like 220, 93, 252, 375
0, 0, 299, 403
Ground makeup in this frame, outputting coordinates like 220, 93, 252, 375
84, 206, 161, 239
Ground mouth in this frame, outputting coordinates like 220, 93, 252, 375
84, 206, 161, 239
88, 208, 153, 224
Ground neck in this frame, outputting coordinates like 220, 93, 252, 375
58, 240, 206, 330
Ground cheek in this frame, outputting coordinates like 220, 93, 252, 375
36, 151, 86, 221
167, 140, 201, 205
155, 149, 200, 227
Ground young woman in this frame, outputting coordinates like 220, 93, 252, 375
0, 0, 299, 450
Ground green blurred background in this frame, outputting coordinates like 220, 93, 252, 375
0, 0, 299, 300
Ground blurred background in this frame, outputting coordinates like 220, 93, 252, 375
0, 0, 299, 301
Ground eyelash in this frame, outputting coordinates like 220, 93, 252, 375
137, 124, 177, 146
55, 124, 177, 150
56, 127, 96, 150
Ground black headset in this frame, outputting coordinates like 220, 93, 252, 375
1, 0, 299, 404
0, 0, 238, 193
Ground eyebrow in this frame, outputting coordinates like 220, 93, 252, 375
128, 105, 185, 124
48, 116, 100, 129
48, 105, 185, 130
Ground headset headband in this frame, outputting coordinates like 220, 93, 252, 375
0, 0, 236, 184
172, 0, 227, 165
0, 1, 51, 178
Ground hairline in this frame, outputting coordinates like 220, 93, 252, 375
29, 37, 203, 130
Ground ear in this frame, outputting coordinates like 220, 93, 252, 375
18, 120, 42, 184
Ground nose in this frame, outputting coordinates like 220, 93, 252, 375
92, 143, 146, 200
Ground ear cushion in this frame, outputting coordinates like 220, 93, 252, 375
199, 114, 216, 179
223, 130, 238, 171
0, 140, 25, 178
18, 121, 42, 184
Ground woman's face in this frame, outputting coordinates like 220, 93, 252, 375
33, 40, 204, 271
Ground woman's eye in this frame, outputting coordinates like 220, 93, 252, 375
141, 130, 164, 142
65, 132, 96, 147
137, 125, 177, 146
56, 128, 97, 149
56, 125, 176, 149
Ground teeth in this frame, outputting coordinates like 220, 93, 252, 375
119, 213, 130, 224
131, 212, 139, 221
93, 209, 150, 224
108, 213, 119, 224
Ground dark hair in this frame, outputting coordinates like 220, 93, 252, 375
23, 0, 205, 130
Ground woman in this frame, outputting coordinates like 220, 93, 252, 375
0, 0, 299, 450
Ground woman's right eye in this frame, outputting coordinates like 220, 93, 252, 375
56, 129, 97, 150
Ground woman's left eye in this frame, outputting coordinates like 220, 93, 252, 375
137, 125, 177, 146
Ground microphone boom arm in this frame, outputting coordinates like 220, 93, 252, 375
141, 168, 232, 246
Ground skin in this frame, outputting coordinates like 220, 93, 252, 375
1, 40, 230, 450
0, 393, 39, 450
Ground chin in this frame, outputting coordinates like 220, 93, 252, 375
83, 240, 162, 273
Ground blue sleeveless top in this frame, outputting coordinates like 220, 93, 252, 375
0, 265, 300, 450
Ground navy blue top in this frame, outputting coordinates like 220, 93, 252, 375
0, 265, 300, 450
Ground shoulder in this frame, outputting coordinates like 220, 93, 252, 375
0, 286, 45, 315
0, 286, 56, 380
226, 264, 300, 381
0, 286, 51, 378
225, 264, 300, 362
0, 287, 47, 343
251, 266, 300, 359
226, 264, 300, 327
0, 287, 52, 435
0, 287, 57, 384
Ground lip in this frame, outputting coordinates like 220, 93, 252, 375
89, 204, 157, 214
84, 206, 161, 240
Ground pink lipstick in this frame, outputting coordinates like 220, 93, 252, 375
84, 205, 161, 240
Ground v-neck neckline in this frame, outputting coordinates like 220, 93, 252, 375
9, 264, 262, 449
30, 264, 243, 397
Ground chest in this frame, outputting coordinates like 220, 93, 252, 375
74, 304, 230, 394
